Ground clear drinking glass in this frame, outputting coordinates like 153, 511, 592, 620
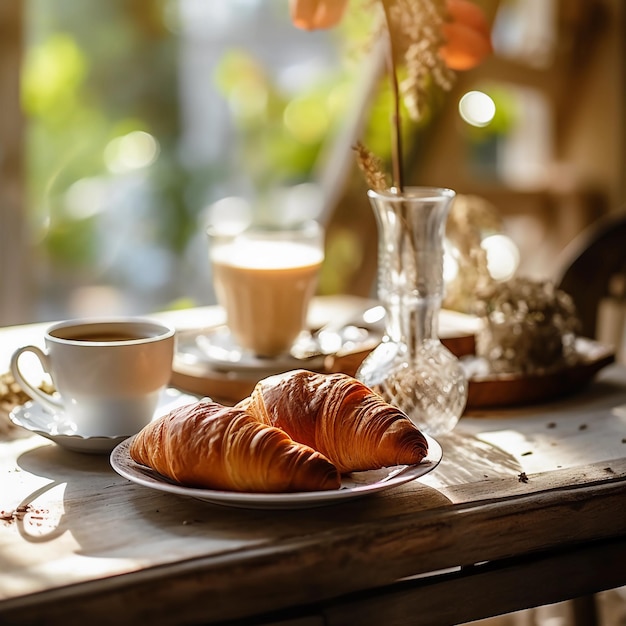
208, 221, 324, 358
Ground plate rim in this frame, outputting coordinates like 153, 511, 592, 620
109, 433, 442, 509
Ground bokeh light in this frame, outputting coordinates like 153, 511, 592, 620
481, 234, 520, 281
459, 90, 496, 127
104, 131, 160, 173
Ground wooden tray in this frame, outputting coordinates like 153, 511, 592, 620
465, 339, 615, 409
170, 323, 477, 406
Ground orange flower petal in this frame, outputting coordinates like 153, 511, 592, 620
446, 0, 491, 38
440, 22, 492, 70
441, 0, 492, 72
289, 0, 349, 31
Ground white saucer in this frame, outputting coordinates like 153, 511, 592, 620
194, 325, 323, 374
175, 323, 380, 378
9, 388, 197, 454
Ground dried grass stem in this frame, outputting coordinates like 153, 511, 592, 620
381, 0, 404, 193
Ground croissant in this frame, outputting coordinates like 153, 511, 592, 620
238, 370, 429, 473
129, 399, 341, 492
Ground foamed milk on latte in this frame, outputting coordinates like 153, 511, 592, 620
211, 239, 323, 357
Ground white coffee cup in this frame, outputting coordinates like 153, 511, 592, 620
10, 318, 175, 438
209, 221, 324, 357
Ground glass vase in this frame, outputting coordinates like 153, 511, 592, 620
356, 187, 467, 436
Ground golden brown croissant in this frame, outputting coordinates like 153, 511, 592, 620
129, 399, 341, 492
238, 370, 429, 473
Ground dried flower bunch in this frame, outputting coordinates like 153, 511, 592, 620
473, 277, 581, 374
352, 141, 389, 191
0, 372, 55, 438
474, 277, 579, 327
289, 0, 492, 191
381, 0, 455, 121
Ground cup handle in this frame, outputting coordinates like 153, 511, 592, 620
10, 345, 64, 414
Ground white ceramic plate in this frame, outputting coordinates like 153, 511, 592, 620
109, 433, 442, 509
9, 388, 197, 454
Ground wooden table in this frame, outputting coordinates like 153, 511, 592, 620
1, 300, 625, 626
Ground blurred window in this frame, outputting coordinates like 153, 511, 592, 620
20, 0, 348, 321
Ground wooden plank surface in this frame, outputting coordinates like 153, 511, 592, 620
2, 305, 626, 624
1, 430, 624, 625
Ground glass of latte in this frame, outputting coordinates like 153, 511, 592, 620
208, 221, 324, 358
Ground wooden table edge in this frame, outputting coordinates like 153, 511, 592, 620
1, 458, 625, 625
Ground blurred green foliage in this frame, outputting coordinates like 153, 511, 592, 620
23, 0, 188, 270
214, 48, 329, 190
22, 0, 440, 309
